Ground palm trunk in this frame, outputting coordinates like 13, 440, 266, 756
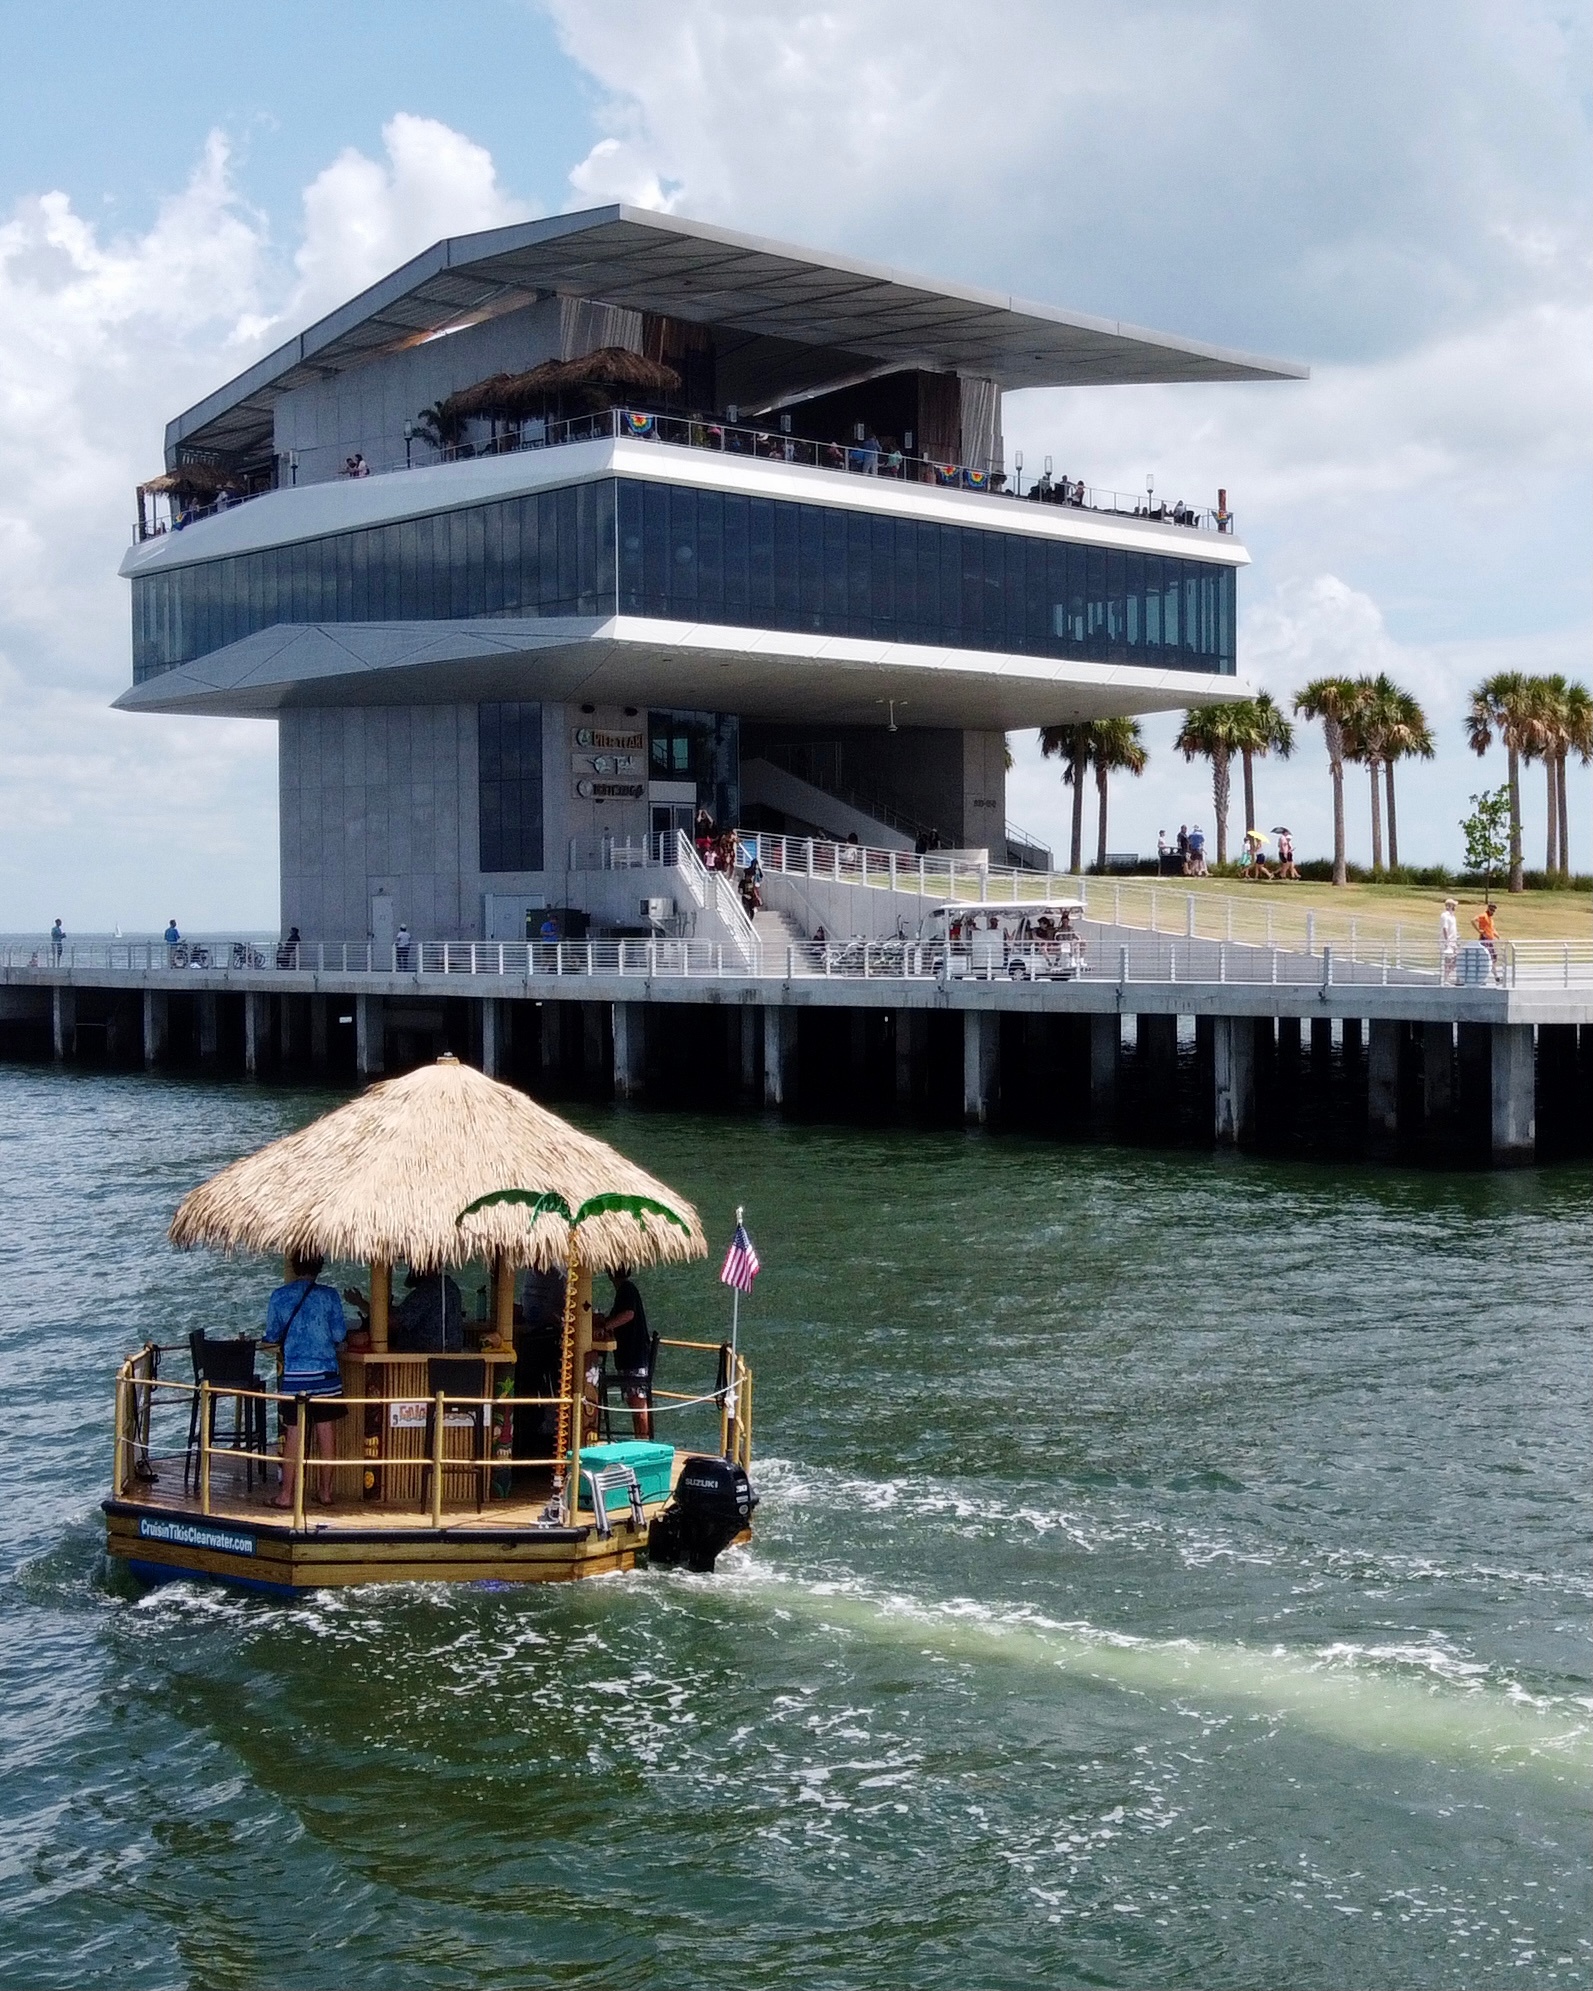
1095, 764, 1110, 872
1385, 759, 1399, 870
1507, 744, 1523, 892
1212, 747, 1230, 866
1544, 758, 1558, 875
1368, 759, 1383, 871
1242, 749, 1256, 844
1326, 722, 1347, 887
1557, 753, 1571, 878
1069, 753, 1086, 875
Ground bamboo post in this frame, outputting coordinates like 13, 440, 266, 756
199, 1381, 213, 1515
113, 1366, 128, 1498
369, 1261, 391, 1353
551, 1239, 582, 1519
430, 1390, 446, 1527
291, 1399, 308, 1530
492, 1252, 514, 1343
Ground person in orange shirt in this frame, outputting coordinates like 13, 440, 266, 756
1472, 901, 1500, 982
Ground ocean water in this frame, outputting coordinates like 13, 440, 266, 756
0, 1063, 1588, 1990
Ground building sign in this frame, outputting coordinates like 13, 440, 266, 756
575, 727, 645, 752
575, 779, 647, 801
389, 1400, 428, 1429
571, 753, 644, 777
137, 1516, 256, 1557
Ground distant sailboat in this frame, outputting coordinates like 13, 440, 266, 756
112, 923, 122, 938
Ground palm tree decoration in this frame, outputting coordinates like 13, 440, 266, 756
1226, 694, 1295, 845
1379, 686, 1434, 871
1174, 705, 1248, 866
1039, 722, 1099, 875
1465, 673, 1538, 893
1088, 718, 1148, 871
457, 1186, 692, 1236
1294, 677, 1360, 886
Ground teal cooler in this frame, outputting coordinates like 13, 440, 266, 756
577, 1441, 677, 1511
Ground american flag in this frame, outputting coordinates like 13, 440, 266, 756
720, 1219, 761, 1293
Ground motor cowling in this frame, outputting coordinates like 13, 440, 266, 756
647, 1455, 759, 1573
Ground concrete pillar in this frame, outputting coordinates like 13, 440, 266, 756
763, 1005, 796, 1108
51, 987, 75, 1061
1212, 1014, 1256, 1145
278, 995, 297, 1066
197, 992, 219, 1066
582, 1002, 606, 1080
612, 1002, 646, 1100
1367, 1018, 1400, 1155
244, 993, 268, 1075
1136, 1012, 1177, 1093
1310, 1016, 1333, 1068
1342, 1015, 1363, 1061
1490, 1023, 1536, 1166
310, 996, 329, 1071
738, 1006, 759, 1101
963, 1008, 1000, 1125
1422, 1022, 1454, 1122
142, 989, 167, 1069
1276, 1015, 1302, 1063
480, 998, 503, 1078
1088, 1013, 1119, 1125
895, 1008, 925, 1108
355, 994, 384, 1076
541, 1001, 564, 1077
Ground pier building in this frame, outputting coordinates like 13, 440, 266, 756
116, 206, 1301, 951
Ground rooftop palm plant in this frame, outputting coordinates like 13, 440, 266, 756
1173, 705, 1248, 866
1293, 677, 1360, 886
1088, 718, 1149, 871
1465, 673, 1537, 893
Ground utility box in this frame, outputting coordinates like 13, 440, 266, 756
640, 897, 674, 921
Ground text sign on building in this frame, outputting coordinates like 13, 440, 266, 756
575, 778, 647, 801
574, 727, 645, 752
571, 753, 644, 777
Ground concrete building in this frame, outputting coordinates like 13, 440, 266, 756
116, 206, 1303, 949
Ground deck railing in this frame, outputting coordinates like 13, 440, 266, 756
113, 1338, 751, 1527
134, 406, 1235, 542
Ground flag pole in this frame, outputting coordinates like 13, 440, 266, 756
725, 1204, 743, 1459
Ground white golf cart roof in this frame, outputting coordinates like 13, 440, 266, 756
927, 900, 1086, 918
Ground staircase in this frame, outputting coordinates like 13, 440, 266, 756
751, 906, 818, 973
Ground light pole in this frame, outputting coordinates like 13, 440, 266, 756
403, 420, 414, 471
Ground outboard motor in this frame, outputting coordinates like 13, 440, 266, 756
647, 1455, 759, 1573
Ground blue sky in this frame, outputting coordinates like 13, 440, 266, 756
0, 1, 1587, 926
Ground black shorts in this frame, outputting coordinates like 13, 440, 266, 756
616, 1369, 649, 1399
279, 1395, 346, 1428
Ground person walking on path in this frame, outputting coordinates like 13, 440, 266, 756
1439, 899, 1460, 985
1472, 901, 1501, 983
1276, 829, 1299, 880
50, 919, 64, 963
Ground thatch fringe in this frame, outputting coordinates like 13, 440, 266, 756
440, 348, 681, 421
168, 1058, 706, 1274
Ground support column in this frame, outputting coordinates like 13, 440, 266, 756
1422, 1021, 1454, 1122
355, 994, 384, 1077
1212, 1014, 1256, 1146
1310, 1016, 1333, 1069
310, 995, 329, 1071
1136, 1012, 1177, 1095
1342, 1015, 1363, 1062
197, 992, 219, 1066
541, 1001, 564, 1079
763, 1005, 796, 1108
1490, 1023, 1536, 1166
244, 993, 267, 1076
738, 1006, 759, 1102
582, 1003, 606, 1082
142, 989, 167, 1069
895, 1008, 925, 1109
963, 1008, 1000, 1125
612, 1002, 646, 1100
1088, 1012, 1119, 1127
52, 987, 76, 1061
1367, 1018, 1400, 1156
480, 997, 503, 1079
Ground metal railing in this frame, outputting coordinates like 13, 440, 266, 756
134, 405, 1234, 542
113, 1338, 751, 1528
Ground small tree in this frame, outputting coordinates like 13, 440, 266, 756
1461, 786, 1511, 897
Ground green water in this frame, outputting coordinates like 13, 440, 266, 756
1, 1065, 1589, 1990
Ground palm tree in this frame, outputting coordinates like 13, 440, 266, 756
1174, 705, 1248, 866
1465, 673, 1537, 893
1225, 694, 1295, 846
1293, 677, 1360, 886
1039, 723, 1097, 874
1525, 676, 1567, 875
1342, 674, 1401, 871
1380, 687, 1434, 871
1562, 681, 1593, 878
1088, 718, 1149, 870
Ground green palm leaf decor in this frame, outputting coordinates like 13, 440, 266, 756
455, 1186, 691, 1234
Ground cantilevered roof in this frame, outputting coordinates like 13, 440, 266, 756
167, 206, 1306, 466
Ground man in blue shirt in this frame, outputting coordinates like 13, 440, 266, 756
263, 1253, 348, 1508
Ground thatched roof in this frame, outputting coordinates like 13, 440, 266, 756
139, 462, 243, 496
168, 1057, 706, 1274
441, 347, 681, 421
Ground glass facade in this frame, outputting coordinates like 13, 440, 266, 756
132, 484, 615, 681
618, 482, 1235, 673
131, 474, 1236, 681
648, 710, 740, 827
477, 701, 544, 873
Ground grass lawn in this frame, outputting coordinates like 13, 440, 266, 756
1168, 874, 1591, 942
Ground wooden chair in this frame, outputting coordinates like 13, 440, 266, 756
185, 1332, 267, 1493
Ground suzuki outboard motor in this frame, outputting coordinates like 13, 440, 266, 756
647, 1455, 759, 1573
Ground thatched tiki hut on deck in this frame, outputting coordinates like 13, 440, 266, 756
437, 347, 683, 431
169, 1054, 706, 1502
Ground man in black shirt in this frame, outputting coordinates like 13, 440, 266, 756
597, 1265, 652, 1439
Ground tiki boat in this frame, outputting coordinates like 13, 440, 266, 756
104, 1056, 756, 1593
